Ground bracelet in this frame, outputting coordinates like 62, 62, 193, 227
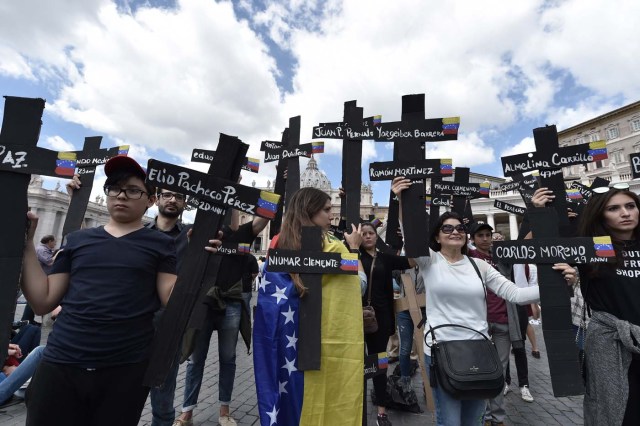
349, 248, 359, 254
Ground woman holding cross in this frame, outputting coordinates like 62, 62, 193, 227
392, 177, 576, 426
253, 187, 366, 426
534, 184, 640, 426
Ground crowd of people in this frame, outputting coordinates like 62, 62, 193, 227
8, 154, 640, 426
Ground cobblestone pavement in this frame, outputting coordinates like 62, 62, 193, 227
2, 300, 584, 425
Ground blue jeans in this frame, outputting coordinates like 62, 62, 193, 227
150, 352, 180, 426
397, 310, 414, 378
425, 354, 486, 426
182, 302, 242, 411
0, 345, 44, 404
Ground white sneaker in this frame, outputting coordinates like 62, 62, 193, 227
520, 385, 534, 402
218, 415, 238, 426
503, 384, 509, 396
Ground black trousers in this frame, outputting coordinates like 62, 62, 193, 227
26, 360, 150, 426
365, 328, 391, 407
506, 305, 530, 388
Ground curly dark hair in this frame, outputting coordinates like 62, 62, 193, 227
429, 211, 468, 255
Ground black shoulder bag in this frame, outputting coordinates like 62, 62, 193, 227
424, 256, 504, 400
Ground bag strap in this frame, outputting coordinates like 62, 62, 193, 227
425, 255, 490, 345
366, 253, 376, 306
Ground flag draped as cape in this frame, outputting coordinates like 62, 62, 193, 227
253, 234, 364, 425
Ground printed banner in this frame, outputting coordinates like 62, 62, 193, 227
267, 249, 359, 274
493, 199, 526, 216
492, 236, 616, 264
368, 159, 453, 181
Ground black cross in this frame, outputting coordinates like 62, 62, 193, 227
144, 134, 280, 386
379, 94, 460, 257
493, 210, 616, 396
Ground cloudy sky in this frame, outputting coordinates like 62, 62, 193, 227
2, 0, 639, 208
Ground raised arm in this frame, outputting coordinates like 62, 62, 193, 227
21, 212, 69, 315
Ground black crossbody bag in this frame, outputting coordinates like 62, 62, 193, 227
424, 256, 504, 400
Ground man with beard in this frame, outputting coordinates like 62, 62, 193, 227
147, 189, 190, 262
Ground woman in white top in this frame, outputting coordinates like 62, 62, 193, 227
391, 177, 577, 426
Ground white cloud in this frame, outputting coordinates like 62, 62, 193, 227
44, 135, 75, 151
424, 132, 496, 169
500, 136, 535, 158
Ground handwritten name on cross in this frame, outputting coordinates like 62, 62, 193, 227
192, 148, 260, 173
310, 100, 366, 231
62, 138, 130, 239
267, 226, 359, 371
144, 134, 257, 386
493, 208, 616, 396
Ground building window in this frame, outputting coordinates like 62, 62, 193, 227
587, 162, 596, 171
606, 127, 619, 140
631, 119, 640, 132
612, 150, 626, 164
588, 132, 600, 142
576, 136, 585, 144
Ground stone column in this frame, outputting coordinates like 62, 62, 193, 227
509, 213, 519, 240
486, 213, 495, 229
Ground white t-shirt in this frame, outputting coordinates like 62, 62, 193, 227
415, 249, 539, 356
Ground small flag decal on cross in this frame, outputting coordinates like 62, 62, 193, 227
442, 117, 460, 136
425, 196, 432, 208
588, 140, 607, 161
256, 191, 280, 219
117, 145, 130, 156
373, 115, 382, 126
479, 182, 491, 196
246, 158, 260, 172
377, 353, 388, 369
56, 152, 77, 176
339, 253, 358, 272
593, 236, 615, 257
238, 243, 251, 254
566, 188, 582, 200
440, 159, 453, 175
311, 141, 324, 154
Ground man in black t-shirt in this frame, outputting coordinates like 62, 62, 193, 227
21, 156, 184, 426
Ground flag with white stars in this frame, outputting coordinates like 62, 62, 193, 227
254, 260, 304, 425
254, 235, 364, 426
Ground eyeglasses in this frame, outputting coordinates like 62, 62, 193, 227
104, 185, 148, 199
158, 192, 185, 201
592, 182, 630, 194
440, 224, 466, 234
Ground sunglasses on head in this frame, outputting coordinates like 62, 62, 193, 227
592, 182, 630, 194
440, 224, 466, 234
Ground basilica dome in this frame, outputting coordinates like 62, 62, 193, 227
300, 156, 332, 191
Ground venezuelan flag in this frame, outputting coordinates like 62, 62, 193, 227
442, 117, 460, 135
55, 152, 77, 176
378, 353, 388, 370
440, 159, 453, 175
246, 158, 260, 173
340, 253, 359, 272
593, 236, 615, 258
479, 182, 491, 196
425, 196, 432, 208
239, 243, 251, 254
254, 235, 363, 426
256, 191, 280, 219
588, 141, 608, 161
118, 145, 130, 156
566, 189, 582, 200
371, 218, 382, 228
311, 141, 324, 154
373, 115, 382, 126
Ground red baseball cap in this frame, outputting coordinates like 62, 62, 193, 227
104, 156, 146, 180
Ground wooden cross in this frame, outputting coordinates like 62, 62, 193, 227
376, 94, 460, 257
267, 226, 358, 371
143, 133, 280, 386
261, 135, 287, 239
61, 138, 130, 239
429, 167, 491, 226
493, 215, 616, 396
